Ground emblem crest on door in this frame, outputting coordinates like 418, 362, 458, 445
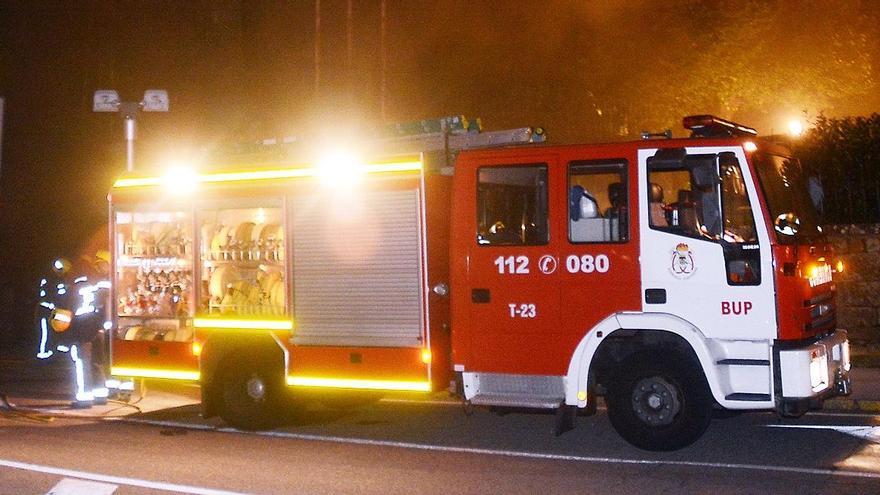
670, 243, 696, 278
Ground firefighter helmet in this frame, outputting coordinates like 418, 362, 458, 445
52, 258, 72, 274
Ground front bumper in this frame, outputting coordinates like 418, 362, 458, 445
777, 329, 851, 416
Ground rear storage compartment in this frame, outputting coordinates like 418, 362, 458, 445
291, 188, 424, 347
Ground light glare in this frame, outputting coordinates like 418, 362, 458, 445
317, 151, 364, 186
163, 166, 198, 194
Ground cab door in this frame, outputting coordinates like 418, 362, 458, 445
637, 146, 776, 341
460, 157, 563, 375
558, 157, 642, 353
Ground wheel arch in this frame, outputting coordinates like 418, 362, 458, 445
565, 313, 724, 407
200, 331, 288, 418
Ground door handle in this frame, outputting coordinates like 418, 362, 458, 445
645, 288, 666, 304
472, 288, 490, 303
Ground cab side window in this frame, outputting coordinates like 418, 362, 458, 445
647, 150, 760, 285
477, 165, 548, 246
647, 155, 722, 241
720, 157, 757, 244
568, 161, 628, 243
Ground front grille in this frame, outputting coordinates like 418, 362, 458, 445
805, 309, 836, 332
804, 287, 836, 333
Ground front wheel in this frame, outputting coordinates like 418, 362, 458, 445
606, 352, 713, 451
218, 356, 284, 430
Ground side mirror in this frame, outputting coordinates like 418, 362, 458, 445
774, 213, 800, 236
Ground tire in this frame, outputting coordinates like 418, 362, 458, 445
606, 351, 713, 451
218, 356, 284, 430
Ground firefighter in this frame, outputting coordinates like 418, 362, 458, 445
34, 251, 111, 407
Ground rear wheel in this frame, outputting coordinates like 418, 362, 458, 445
218, 356, 283, 430
606, 352, 713, 451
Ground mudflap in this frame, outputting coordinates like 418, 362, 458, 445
554, 404, 577, 436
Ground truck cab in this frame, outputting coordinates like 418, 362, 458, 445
450, 115, 850, 450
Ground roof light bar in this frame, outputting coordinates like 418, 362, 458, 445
683, 115, 757, 138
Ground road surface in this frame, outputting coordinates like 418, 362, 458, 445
1, 394, 879, 494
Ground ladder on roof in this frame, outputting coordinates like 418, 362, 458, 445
216, 116, 546, 165
363, 116, 546, 169
371, 124, 544, 155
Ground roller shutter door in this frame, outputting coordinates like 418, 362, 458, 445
291, 188, 424, 347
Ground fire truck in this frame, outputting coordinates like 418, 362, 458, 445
106, 115, 851, 451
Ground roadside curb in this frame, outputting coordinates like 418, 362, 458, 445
823, 397, 880, 414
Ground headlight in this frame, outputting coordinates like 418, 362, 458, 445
809, 348, 829, 392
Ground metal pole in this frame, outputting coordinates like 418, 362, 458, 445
315, 0, 321, 97
346, 0, 353, 71
118, 101, 141, 173
380, 0, 387, 122
124, 116, 136, 173
0, 97, 4, 187
346, 0, 354, 113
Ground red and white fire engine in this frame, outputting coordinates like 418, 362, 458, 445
107, 115, 851, 450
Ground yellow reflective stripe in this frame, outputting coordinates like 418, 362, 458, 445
111, 367, 200, 381
362, 161, 423, 174
112, 160, 422, 189
192, 318, 294, 331
286, 376, 431, 392
200, 168, 314, 183
113, 177, 163, 188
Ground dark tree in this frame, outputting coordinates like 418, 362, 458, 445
796, 114, 880, 224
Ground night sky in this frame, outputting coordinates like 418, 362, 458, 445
1, 1, 878, 350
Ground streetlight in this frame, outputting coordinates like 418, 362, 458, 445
787, 119, 805, 137
93, 89, 169, 172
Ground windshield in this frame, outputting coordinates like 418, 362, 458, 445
719, 156, 757, 243
647, 152, 758, 244
753, 153, 823, 244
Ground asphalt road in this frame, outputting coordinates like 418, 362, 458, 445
2, 396, 880, 494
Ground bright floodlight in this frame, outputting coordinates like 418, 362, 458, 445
316, 151, 364, 186
788, 120, 804, 137
142, 90, 169, 112
163, 165, 198, 194
93, 90, 120, 112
